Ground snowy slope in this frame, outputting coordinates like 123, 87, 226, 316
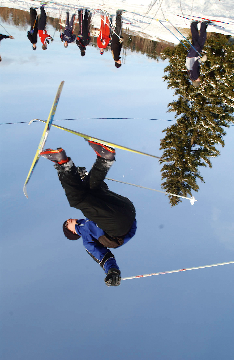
0, 0, 234, 43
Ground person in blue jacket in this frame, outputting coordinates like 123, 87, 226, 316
186, 21, 209, 87
40, 140, 137, 287
60, 12, 76, 47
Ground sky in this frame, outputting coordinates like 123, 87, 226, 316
0, 3, 234, 360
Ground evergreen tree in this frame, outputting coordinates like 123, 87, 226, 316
161, 33, 234, 206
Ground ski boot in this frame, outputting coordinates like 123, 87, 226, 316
88, 140, 115, 161
40, 148, 68, 164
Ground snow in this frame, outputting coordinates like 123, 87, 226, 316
0, 0, 234, 43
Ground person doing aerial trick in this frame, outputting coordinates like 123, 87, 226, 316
40, 140, 137, 287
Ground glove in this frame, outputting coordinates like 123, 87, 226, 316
104, 269, 121, 287
199, 54, 207, 62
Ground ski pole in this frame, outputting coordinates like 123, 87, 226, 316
0, 23, 12, 36
29, 119, 161, 159
158, 20, 189, 51
122, 261, 234, 281
52, 26, 57, 39
106, 178, 197, 205
23, 81, 65, 198
166, 19, 201, 56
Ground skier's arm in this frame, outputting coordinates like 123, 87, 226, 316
0, 34, 10, 41
84, 236, 119, 274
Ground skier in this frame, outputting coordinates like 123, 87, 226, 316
40, 141, 137, 286
97, 15, 110, 55
0, 33, 14, 62
38, 6, 53, 50
111, 10, 123, 68
76, 9, 91, 56
27, 7, 38, 50
60, 12, 76, 48
186, 21, 209, 87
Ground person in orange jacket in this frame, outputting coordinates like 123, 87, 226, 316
97, 15, 110, 55
38, 6, 53, 50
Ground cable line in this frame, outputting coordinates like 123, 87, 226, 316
0, 117, 175, 125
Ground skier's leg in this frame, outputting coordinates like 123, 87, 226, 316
99, 16, 104, 38
30, 8, 37, 28
70, 14, 75, 30
115, 10, 122, 37
40, 148, 86, 207
38, 6, 46, 30
190, 21, 199, 47
78, 9, 82, 34
85, 157, 114, 190
88, 11, 92, 28
83, 10, 89, 33
84, 9, 88, 21
55, 161, 87, 208
65, 12, 69, 29
198, 22, 207, 50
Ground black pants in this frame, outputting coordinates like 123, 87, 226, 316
57, 157, 136, 237
115, 11, 122, 36
38, 6, 47, 31
28, 8, 38, 44
78, 9, 91, 44
188, 22, 207, 57
65, 12, 75, 31
30, 8, 38, 28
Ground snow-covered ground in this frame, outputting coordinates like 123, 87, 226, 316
0, 0, 234, 43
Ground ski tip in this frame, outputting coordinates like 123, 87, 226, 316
23, 185, 29, 199
28, 118, 39, 125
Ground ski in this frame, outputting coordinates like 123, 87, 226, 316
32, 119, 161, 159
23, 81, 64, 198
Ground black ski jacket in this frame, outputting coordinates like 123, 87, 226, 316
27, 29, 38, 44
0, 34, 10, 41
59, 166, 136, 237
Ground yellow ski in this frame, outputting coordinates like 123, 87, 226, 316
23, 81, 65, 198
34, 120, 160, 159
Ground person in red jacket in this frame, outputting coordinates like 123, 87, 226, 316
38, 6, 53, 50
97, 15, 110, 55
